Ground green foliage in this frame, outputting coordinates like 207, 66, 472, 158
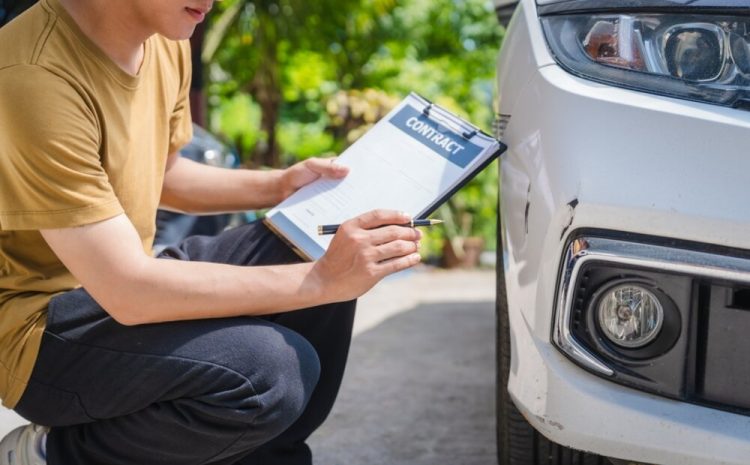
211, 92, 264, 156
283, 51, 336, 102
204, 0, 504, 261
277, 118, 335, 162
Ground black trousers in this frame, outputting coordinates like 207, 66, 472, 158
13, 221, 356, 465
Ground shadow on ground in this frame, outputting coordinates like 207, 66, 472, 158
309, 300, 496, 465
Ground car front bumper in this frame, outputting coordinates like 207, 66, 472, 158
509, 302, 750, 465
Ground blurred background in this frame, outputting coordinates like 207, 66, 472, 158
189, 0, 506, 267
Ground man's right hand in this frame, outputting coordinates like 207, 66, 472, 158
311, 209, 422, 302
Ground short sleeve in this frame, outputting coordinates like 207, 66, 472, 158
0, 66, 124, 230
168, 40, 194, 154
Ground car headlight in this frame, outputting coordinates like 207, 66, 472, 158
541, 13, 750, 108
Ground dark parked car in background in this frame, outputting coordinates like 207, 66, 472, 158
154, 125, 252, 254
0, 0, 34, 25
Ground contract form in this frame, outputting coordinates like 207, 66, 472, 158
265, 93, 505, 260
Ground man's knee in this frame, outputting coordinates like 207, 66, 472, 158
240, 324, 321, 437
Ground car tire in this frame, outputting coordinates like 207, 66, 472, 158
496, 226, 608, 465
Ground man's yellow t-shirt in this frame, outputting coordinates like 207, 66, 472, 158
0, 0, 193, 408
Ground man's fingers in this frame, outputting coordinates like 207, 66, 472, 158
376, 253, 422, 276
354, 209, 412, 230
375, 240, 419, 261
369, 224, 421, 245
305, 157, 349, 178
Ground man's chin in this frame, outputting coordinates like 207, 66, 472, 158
162, 25, 198, 41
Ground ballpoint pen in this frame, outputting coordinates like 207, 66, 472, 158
317, 219, 443, 235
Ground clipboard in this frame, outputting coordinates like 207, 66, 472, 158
264, 92, 507, 261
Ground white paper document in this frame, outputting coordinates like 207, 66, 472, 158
265, 93, 505, 260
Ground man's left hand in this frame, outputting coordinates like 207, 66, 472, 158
279, 157, 349, 201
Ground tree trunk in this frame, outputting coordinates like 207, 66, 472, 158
249, 14, 282, 168
189, 22, 207, 127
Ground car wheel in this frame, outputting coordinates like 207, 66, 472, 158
496, 231, 608, 465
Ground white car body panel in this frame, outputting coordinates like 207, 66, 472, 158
497, 0, 750, 463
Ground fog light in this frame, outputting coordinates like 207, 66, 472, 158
597, 284, 664, 348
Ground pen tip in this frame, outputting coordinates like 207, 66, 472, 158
431, 219, 443, 225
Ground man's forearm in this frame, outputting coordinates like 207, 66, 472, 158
160, 156, 285, 213
41, 214, 328, 325
103, 258, 330, 325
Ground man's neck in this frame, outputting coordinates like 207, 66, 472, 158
58, 0, 151, 76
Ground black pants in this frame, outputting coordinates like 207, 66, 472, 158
13, 221, 356, 465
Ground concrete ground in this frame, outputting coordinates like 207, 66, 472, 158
0, 267, 498, 464
309, 267, 497, 465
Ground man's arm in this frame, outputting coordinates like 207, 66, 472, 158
160, 153, 349, 214
40, 209, 421, 326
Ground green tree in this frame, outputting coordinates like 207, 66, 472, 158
204, 0, 398, 167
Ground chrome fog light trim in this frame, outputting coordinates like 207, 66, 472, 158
554, 238, 614, 376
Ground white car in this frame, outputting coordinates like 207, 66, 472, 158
494, 1, 750, 465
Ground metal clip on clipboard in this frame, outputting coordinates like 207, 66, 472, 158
414, 94, 480, 141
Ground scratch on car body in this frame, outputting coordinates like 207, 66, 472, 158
524, 184, 531, 235
559, 198, 578, 240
